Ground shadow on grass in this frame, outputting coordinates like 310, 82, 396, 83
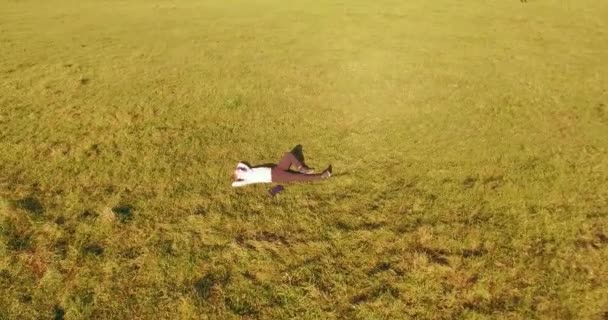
3, 220, 32, 251
350, 282, 400, 305
7, 233, 32, 251
225, 296, 258, 317
112, 205, 133, 223
368, 261, 405, 276
79, 210, 98, 220
13, 197, 44, 215
412, 245, 488, 266
82, 244, 104, 256
194, 271, 231, 300
54, 239, 68, 259
53, 305, 65, 320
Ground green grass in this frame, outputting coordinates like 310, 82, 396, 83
1, 0, 608, 318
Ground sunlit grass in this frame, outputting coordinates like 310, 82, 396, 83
1, 0, 607, 318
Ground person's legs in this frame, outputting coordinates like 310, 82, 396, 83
290, 144, 305, 164
271, 167, 328, 183
275, 152, 303, 171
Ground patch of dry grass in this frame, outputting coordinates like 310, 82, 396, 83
1, 0, 607, 318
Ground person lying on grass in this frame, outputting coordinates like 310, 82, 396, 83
231, 145, 332, 187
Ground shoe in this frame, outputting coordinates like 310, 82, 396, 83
321, 165, 332, 179
297, 166, 314, 174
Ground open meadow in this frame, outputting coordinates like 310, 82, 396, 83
1, 0, 607, 318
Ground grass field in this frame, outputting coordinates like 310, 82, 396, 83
1, 0, 608, 319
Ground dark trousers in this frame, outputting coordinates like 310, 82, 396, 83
271, 152, 325, 183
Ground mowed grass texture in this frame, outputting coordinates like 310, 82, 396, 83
1, 0, 608, 318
